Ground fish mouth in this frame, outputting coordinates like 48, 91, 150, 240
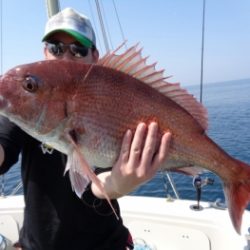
0, 74, 16, 112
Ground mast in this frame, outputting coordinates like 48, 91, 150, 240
45, 0, 60, 18
200, 0, 206, 103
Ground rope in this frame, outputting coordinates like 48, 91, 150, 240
95, 0, 110, 52
91, 0, 127, 53
99, 0, 113, 50
112, 0, 127, 48
87, 0, 104, 54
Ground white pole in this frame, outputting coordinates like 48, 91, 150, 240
45, 0, 60, 18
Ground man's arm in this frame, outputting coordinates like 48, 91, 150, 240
0, 116, 23, 174
0, 145, 4, 167
91, 122, 172, 199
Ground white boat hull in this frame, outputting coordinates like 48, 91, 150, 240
0, 195, 249, 250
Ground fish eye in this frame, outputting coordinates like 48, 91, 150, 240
23, 75, 38, 93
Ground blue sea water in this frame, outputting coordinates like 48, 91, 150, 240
1, 79, 250, 206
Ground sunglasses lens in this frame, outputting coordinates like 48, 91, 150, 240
47, 42, 64, 56
46, 42, 90, 58
70, 44, 89, 58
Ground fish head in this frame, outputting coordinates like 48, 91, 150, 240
0, 60, 81, 136
0, 62, 44, 125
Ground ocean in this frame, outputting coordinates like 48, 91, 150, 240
1, 79, 250, 206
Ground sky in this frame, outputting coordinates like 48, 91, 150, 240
0, 0, 249, 86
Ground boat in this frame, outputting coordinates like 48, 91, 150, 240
0, 1, 250, 249
0, 194, 250, 249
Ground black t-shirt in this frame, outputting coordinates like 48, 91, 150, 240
0, 116, 130, 250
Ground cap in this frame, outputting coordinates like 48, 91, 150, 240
42, 7, 96, 48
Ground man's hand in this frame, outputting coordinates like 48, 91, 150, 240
91, 122, 172, 199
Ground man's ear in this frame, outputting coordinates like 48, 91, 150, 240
44, 46, 49, 59
92, 49, 99, 63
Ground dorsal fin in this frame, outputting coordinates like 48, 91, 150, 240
97, 43, 208, 130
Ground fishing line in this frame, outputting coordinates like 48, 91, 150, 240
81, 191, 117, 217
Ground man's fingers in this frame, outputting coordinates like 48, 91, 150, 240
140, 122, 158, 170
152, 132, 172, 171
129, 123, 147, 167
118, 129, 133, 163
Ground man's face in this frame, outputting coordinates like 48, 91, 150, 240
44, 32, 99, 64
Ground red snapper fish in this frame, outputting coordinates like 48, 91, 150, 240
0, 44, 250, 233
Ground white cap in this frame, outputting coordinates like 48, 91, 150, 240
42, 7, 96, 48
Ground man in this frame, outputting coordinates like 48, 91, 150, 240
0, 8, 171, 250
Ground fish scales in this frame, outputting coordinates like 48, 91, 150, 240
73, 65, 204, 168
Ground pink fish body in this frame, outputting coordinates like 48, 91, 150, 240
0, 45, 250, 233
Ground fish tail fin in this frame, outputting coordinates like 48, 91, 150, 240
223, 159, 250, 234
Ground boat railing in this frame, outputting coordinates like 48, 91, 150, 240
163, 172, 180, 199
9, 181, 23, 196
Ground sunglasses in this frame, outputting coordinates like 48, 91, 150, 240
46, 41, 91, 58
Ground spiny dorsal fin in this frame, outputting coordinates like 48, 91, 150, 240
97, 43, 208, 130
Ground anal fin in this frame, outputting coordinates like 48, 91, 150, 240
66, 153, 91, 197
66, 132, 119, 220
